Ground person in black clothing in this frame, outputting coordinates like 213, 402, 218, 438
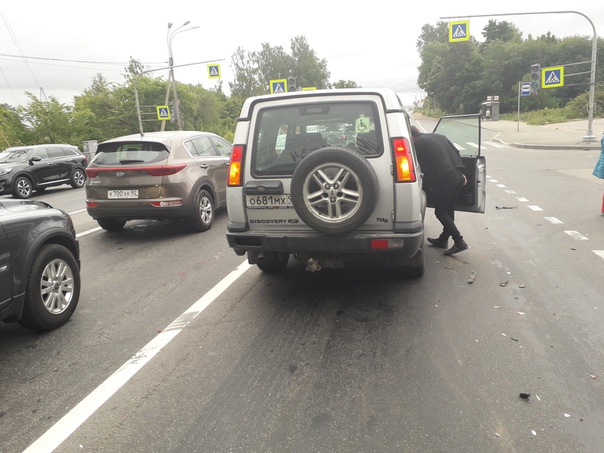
410, 125, 468, 255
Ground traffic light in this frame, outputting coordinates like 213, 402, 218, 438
287, 77, 297, 92
530, 64, 540, 94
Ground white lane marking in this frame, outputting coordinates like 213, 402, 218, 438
594, 251, 604, 259
489, 178, 498, 183
516, 197, 529, 202
76, 227, 103, 238
466, 142, 480, 149
565, 231, 589, 240
484, 141, 504, 148
505, 190, 517, 194
496, 184, 507, 188
528, 205, 543, 211
544, 217, 564, 224
23, 260, 252, 453
68, 208, 87, 215
453, 143, 467, 151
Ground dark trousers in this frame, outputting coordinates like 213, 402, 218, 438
433, 170, 464, 243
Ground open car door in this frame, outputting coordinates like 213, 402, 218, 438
427, 114, 486, 213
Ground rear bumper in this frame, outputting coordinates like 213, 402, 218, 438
226, 228, 423, 258
86, 202, 192, 220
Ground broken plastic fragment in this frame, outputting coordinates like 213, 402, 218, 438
499, 281, 509, 287
517, 311, 526, 315
520, 392, 531, 399
590, 374, 597, 380
564, 413, 571, 418
467, 271, 477, 284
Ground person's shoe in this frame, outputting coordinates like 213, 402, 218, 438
427, 237, 448, 249
444, 241, 468, 256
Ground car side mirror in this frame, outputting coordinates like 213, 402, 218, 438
29, 156, 42, 164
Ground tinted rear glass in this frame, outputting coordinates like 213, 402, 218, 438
252, 101, 383, 176
93, 142, 169, 165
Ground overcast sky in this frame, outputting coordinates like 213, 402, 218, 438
1, 1, 602, 109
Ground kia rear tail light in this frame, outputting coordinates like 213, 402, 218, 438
392, 137, 416, 182
228, 145, 245, 186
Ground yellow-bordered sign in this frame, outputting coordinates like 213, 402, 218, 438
270, 79, 287, 94
207, 64, 221, 79
302, 87, 317, 91
157, 106, 170, 121
541, 66, 564, 88
449, 21, 469, 42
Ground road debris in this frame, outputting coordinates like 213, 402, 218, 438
510, 337, 519, 342
467, 271, 477, 284
496, 205, 518, 209
517, 311, 526, 315
499, 280, 509, 287
530, 430, 537, 438
590, 374, 597, 380
564, 413, 571, 418
519, 392, 531, 399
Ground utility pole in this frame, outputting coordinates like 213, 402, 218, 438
160, 21, 199, 131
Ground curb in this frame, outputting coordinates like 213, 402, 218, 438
493, 138, 600, 151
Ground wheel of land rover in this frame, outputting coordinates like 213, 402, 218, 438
290, 147, 379, 235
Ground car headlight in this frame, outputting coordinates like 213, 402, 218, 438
0, 167, 13, 176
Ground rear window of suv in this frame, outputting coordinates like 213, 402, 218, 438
93, 142, 169, 165
252, 101, 383, 176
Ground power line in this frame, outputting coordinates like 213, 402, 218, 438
0, 52, 165, 66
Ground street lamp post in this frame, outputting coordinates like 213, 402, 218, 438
160, 21, 199, 131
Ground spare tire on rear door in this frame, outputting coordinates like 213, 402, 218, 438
290, 146, 379, 235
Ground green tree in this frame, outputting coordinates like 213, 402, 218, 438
331, 80, 361, 88
229, 36, 331, 97
0, 104, 28, 148
481, 20, 522, 43
18, 93, 75, 144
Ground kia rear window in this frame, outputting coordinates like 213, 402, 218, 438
252, 101, 383, 176
93, 142, 169, 165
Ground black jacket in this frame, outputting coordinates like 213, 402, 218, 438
413, 132, 465, 188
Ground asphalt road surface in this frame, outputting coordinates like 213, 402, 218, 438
1, 125, 603, 452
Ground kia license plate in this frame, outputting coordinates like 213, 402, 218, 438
108, 189, 139, 199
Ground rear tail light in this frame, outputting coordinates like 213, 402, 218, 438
85, 164, 186, 178
392, 137, 416, 182
228, 145, 245, 186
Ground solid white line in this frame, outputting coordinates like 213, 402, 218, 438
76, 227, 103, 238
565, 231, 589, 241
23, 260, 252, 453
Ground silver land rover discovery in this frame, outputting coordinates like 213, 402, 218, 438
226, 88, 485, 277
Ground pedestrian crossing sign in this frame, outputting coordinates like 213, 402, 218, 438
541, 66, 564, 88
157, 105, 170, 121
270, 79, 287, 94
207, 64, 221, 79
449, 21, 469, 42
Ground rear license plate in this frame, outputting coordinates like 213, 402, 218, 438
246, 194, 292, 209
108, 189, 139, 199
